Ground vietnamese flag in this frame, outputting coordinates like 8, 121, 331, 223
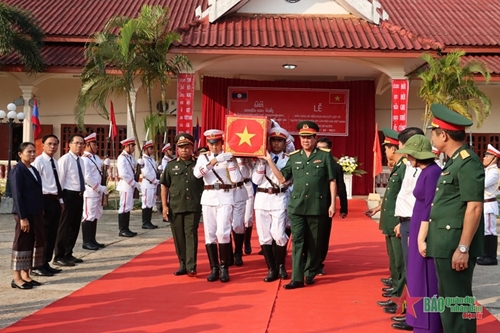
329, 92, 346, 104
109, 100, 118, 140
225, 115, 268, 157
373, 123, 383, 177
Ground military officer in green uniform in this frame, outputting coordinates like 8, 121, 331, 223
268, 121, 337, 289
427, 104, 484, 333
160, 133, 205, 277
367, 128, 407, 314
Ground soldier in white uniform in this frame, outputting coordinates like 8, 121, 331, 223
140, 140, 159, 230
116, 137, 141, 237
193, 129, 240, 283
81, 133, 109, 250
159, 143, 175, 172
252, 127, 291, 282
232, 158, 249, 266
478, 144, 499, 265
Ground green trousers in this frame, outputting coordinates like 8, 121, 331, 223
170, 212, 201, 271
289, 213, 328, 282
387, 235, 405, 297
434, 257, 477, 333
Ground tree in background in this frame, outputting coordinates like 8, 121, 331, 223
0, 2, 44, 73
415, 50, 491, 129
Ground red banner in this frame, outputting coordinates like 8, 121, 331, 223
391, 79, 409, 132
176, 73, 194, 134
227, 87, 349, 136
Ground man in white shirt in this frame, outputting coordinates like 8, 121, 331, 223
31, 134, 64, 275
140, 140, 159, 229
81, 133, 109, 251
116, 137, 141, 237
53, 134, 86, 267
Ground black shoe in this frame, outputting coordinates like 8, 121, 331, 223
305, 276, 315, 285
283, 281, 305, 289
383, 280, 394, 287
378, 299, 396, 307
278, 264, 288, 279
142, 222, 158, 229
391, 322, 413, 331
477, 257, 498, 265
82, 242, 99, 250
382, 287, 394, 292
391, 315, 406, 323
207, 267, 219, 282
317, 268, 326, 276
53, 258, 75, 267
384, 305, 398, 314
219, 266, 230, 283
23, 279, 42, 287
119, 229, 136, 237
174, 269, 187, 276
31, 267, 54, 277
93, 241, 106, 248
234, 253, 243, 266
68, 256, 83, 263
264, 270, 279, 282
11, 279, 32, 290
44, 263, 62, 274
382, 292, 393, 297
381, 277, 392, 284
187, 270, 197, 277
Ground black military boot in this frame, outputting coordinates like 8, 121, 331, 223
219, 243, 231, 283
233, 233, 245, 266
118, 213, 135, 237
477, 235, 498, 265
261, 245, 279, 282
244, 226, 253, 255
228, 234, 234, 266
206, 244, 220, 282
91, 219, 105, 248
142, 208, 158, 229
275, 243, 289, 279
82, 221, 99, 250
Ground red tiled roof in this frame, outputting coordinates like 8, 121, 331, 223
380, 0, 500, 47
463, 55, 500, 75
178, 15, 443, 51
2, 44, 85, 67
3, 0, 206, 38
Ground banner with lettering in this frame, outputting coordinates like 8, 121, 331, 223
391, 79, 409, 132
176, 73, 195, 134
227, 87, 349, 136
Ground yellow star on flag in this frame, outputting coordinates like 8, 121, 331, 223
236, 126, 256, 147
335, 95, 341, 101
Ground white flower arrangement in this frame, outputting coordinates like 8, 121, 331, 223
336, 155, 367, 177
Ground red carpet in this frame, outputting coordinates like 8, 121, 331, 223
3, 199, 499, 333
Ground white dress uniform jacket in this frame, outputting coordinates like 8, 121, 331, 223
117, 151, 138, 193
484, 164, 499, 215
234, 158, 249, 203
253, 152, 289, 210
82, 151, 104, 198
141, 155, 160, 189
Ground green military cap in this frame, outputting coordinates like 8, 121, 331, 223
382, 128, 399, 145
396, 134, 435, 160
174, 133, 195, 147
428, 104, 473, 131
297, 121, 319, 136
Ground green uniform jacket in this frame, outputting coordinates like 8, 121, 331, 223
380, 157, 407, 236
427, 145, 485, 258
281, 148, 336, 216
160, 157, 204, 214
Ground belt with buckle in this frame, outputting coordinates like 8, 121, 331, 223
204, 184, 233, 190
484, 198, 497, 203
257, 187, 287, 194
243, 178, 251, 183
43, 194, 59, 199
398, 217, 411, 222
235, 181, 245, 187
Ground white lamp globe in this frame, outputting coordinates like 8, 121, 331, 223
7, 110, 17, 120
7, 103, 16, 111
17, 112, 25, 121
0, 110, 6, 119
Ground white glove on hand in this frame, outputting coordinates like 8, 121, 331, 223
134, 182, 141, 191
103, 158, 111, 167
215, 154, 226, 163
153, 179, 160, 186
137, 158, 144, 167
99, 185, 109, 195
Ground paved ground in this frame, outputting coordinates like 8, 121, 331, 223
0, 199, 499, 330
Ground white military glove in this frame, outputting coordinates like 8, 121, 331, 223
137, 158, 144, 167
216, 152, 234, 163
103, 158, 111, 167
99, 185, 109, 195
153, 179, 160, 186
134, 182, 141, 191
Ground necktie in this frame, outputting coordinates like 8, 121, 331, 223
76, 157, 85, 192
50, 158, 63, 197
273, 155, 279, 164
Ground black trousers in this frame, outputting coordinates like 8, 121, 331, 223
54, 190, 83, 261
42, 195, 61, 265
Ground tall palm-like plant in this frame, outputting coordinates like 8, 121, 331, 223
0, 2, 44, 73
76, 16, 145, 152
415, 50, 491, 128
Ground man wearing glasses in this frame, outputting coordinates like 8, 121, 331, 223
116, 137, 141, 237
53, 134, 86, 267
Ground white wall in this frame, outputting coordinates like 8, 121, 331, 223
238, 0, 349, 15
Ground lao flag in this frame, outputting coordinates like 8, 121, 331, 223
109, 100, 118, 140
31, 99, 41, 139
230, 91, 248, 102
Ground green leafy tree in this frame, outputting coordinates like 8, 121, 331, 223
0, 2, 44, 73
415, 50, 491, 128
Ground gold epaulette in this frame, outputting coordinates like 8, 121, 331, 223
402, 157, 408, 164
289, 149, 300, 155
319, 148, 331, 153
460, 150, 470, 159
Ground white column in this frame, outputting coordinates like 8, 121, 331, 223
19, 85, 37, 142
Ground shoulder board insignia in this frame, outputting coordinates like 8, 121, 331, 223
460, 150, 470, 159
402, 157, 408, 163
177, 157, 180, 161
289, 150, 300, 155
200, 151, 209, 155
319, 148, 330, 153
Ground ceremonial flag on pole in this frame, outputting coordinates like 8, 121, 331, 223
109, 100, 118, 140
373, 123, 383, 177
31, 99, 41, 139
